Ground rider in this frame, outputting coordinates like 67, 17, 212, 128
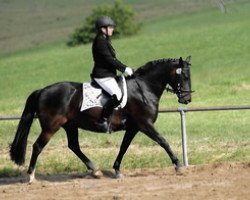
91, 16, 133, 132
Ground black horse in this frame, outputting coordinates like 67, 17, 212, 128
10, 56, 192, 183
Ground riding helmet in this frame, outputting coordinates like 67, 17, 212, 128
95, 16, 116, 29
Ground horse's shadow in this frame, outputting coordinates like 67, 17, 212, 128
0, 169, 116, 186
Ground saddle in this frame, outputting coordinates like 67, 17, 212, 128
80, 76, 127, 111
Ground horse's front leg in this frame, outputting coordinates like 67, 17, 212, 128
113, 128, 138, 178
141, 123, 184, 173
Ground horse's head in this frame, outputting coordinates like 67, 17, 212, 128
168, 56, 193, 104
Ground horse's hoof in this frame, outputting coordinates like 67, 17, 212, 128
92, 169, 103, 178
115, 171, 124, 179
28, 179, 36, 185
28, 171, 36, 184
175, 165, 185, 175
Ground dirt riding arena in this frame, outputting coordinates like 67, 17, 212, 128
1, 162, 249, 200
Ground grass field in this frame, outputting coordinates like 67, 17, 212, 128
0, 1, 249, 177
0, 0, 246, 55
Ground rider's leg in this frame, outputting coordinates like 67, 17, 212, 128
94, 77, 122, 132
100, 94, 120, 120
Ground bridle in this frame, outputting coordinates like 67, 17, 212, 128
165, 66, 194, 98
131, 61, 194, 104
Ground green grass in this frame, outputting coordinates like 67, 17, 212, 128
0, 0, 246, 55
0, 2, 250, 177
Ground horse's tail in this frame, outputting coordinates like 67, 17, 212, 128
10, 90, 39, 165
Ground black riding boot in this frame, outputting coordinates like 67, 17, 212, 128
97, 95, 120, 133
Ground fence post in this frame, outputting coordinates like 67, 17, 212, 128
178, 107, 188, 166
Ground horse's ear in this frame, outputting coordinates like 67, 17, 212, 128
185, 56, 191, 64
179, 57, 183, 66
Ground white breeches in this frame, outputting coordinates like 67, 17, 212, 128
94, 77, 122, 101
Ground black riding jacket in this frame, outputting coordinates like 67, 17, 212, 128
91, 33, 127, 78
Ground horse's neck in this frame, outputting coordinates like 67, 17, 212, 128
140, 66, 171, 98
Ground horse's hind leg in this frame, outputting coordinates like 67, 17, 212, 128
27, 131, 55, 183
63, 124, 101, 178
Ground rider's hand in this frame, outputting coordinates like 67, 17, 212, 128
124, 67, 133, 76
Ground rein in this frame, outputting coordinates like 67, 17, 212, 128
132, 74, 148, 104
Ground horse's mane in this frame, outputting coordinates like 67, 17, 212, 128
135, 58, 178, 75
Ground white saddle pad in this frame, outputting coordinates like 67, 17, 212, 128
80, 76, 127, 111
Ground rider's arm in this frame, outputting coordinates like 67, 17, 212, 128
95, 37, 127, 72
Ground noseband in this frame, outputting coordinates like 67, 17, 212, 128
165, 68, 194, 97
166, 84, 194, 97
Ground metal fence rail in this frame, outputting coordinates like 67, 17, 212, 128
159, 105, 250, 113
159, 105, 250, 166
1, 105, 250, 166
0, 116, 24, 120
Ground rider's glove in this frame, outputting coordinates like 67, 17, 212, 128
124, 67, 133, 76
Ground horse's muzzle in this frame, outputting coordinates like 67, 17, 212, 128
178, 98, 191, 105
